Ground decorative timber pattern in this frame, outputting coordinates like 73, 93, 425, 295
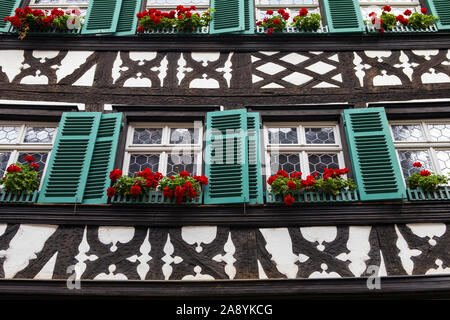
0, 223, 448, 281
0, 49, 450, 106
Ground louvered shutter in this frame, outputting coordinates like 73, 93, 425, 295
247, 112, 263, 204
209, 0, 245, 34
425, 0, 450, 30
38, 113, 101, 203
322, 0, 364, 33
115, 0, 141, 35
204, 109, 249, 204
343, 108, 406, 201
0, 0, 22, 33
83, 113, 122, 204
82, 0, 122, 34
238, 0, 255, 34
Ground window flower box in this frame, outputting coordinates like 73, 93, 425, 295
407, 186, 450, 201
256, 25, 328, 34
140, 26, 209, 35
266, 189, 358, 204
366, 24, 437, 34
110, 190, 202, 205
0, 190, 39, 204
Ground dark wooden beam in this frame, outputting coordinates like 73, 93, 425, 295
0, 275, 450, 299
2, 202, 450, 226
1, 33, 450, 52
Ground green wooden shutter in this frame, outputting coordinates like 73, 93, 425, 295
204, 109, 249, 204
38, 113, 101, 203
0, 0, 22, 33
209, 0, 245, 34
343, 107, 406, 202
83, 113, 122, 204
238, 0, 255, 34
115, 0, 141, 36
322, 0, 364, 33
247, 112, 263, 204
426, 0, 450, 30
82, 0, 122, 34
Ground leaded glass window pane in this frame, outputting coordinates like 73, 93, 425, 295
18, 152, 48, 178
305, 127, 335, 144
435, 150, 450, 176
0, 126, 20, 143
24, 127, 56, 143
133, 128, 163, 144
270, 153, 301, 175
268, 128, 298, 144
166, 153, 196, 176
0, 153, 11, 177
308, 153, 339, 177
391, 124, 424, 142
170, 128, 198, 144
128, 154, 160, 176
397, 150, 432, 178
428, 124, 450, 142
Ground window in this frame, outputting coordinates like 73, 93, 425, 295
0, 122, 57, 183
390, 120, 450, 180
359, 0, 421, 20
263, 122, 345, 179
255, 0, 321, 23
146, 0, 209, 12
30, 0, 90, 15
123, 122, 203, 177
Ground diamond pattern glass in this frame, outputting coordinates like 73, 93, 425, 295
308, 153, 339, 177
428, 124, 450, 142
128, 154, 160, 176
18, 152, 48, 178
391, 125, 424, 142
0, 126, 20, 143
270, 153, 301, 175
305, 127, 335, 144
435, 150, 450, 176
268, 128, 298, 144
133, 128, 163, 144
24, 127, 56, 143
0, 153, 11, 177
170, 128, 197, 144
166, 153, 196, 176
397, 150, 432, 178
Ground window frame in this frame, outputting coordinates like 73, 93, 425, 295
390, 119, 450, 181
123, 122, 203, 176
0, 121, 58, 189
358, 0, 421, 21
263, 121, 345, 180
254, 0, 322, 24
29, 0, 90, 9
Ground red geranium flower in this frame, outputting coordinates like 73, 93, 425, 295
31, 163, 39, 170
273, 18, 281, 25
413, 162, 422, 168
287, 180, 296, 190
267, 27, 274, 35
278, 9, 285, 15
299, 8, 308, 17
180, 171, 190, 177
24, 155, 34, 163
163, 187, 173, 198
6, 165, 21, 173
130, 185, 141, 196
284, 195, 295, 206
109, 169, 122, 181
382, 5, 391, 12
277, 170, 289, 178
420, 170, 431, 177
266, 10, 273, 15
107, 187, 116, 198
404, 9, 412, 16
421, 7, 428, 14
